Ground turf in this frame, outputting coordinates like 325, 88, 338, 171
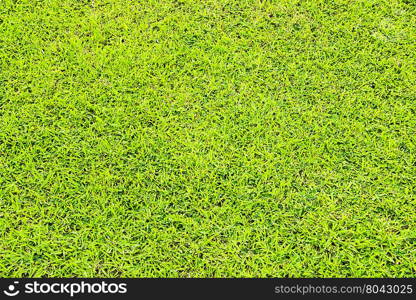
0, 0, 415, 277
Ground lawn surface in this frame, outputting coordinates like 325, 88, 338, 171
0, 0, 415, 277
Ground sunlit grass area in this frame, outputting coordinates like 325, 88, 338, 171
0, 0, 415, 277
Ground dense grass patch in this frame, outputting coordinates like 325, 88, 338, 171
0, 0, 415, 277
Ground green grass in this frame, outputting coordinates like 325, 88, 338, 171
0, 0, 415, 277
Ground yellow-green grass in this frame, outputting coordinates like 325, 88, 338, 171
0, 0, 415, 277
